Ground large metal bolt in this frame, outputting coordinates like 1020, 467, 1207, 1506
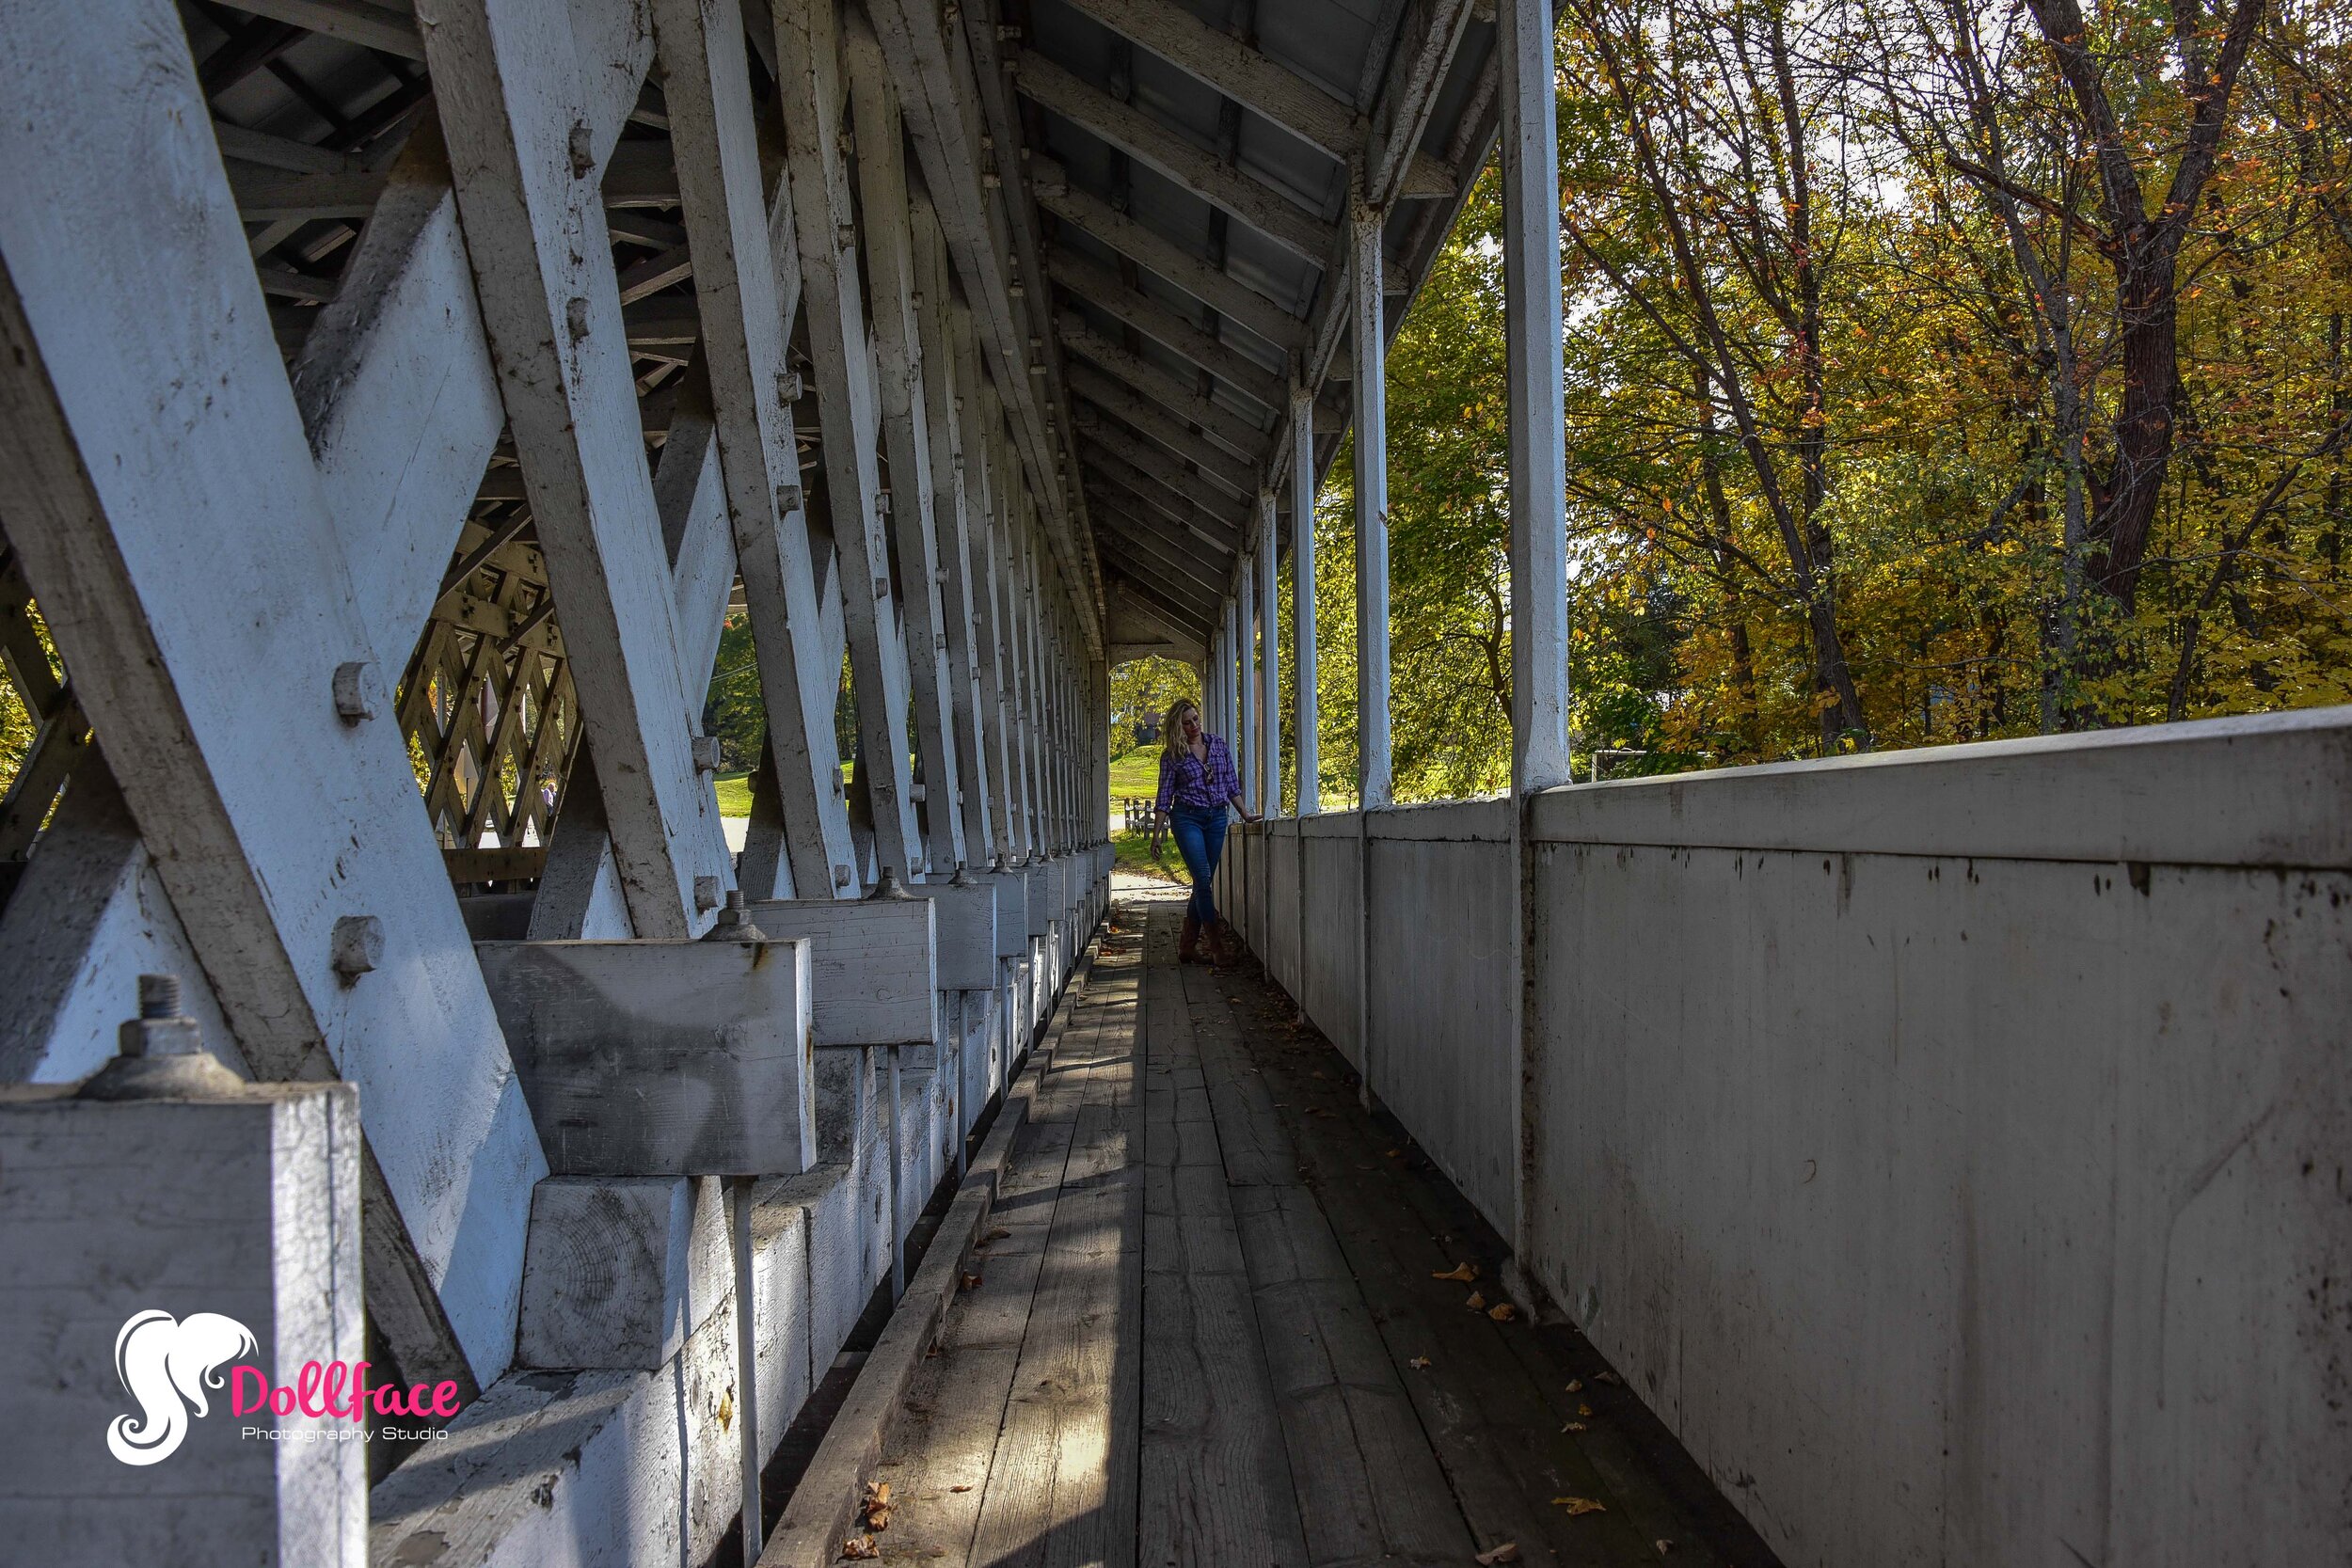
333, 661, 377, 723
330, 915, 384, 984
694, 875, 723, 913
692, 735, 723, 773
118, 974, 204, 1058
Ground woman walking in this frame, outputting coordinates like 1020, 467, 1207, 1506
1152, 696, 1258, 964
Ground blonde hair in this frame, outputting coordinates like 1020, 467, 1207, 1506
1160, 697, 1201, 768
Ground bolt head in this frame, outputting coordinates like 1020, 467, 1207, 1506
330, 915, 385, 983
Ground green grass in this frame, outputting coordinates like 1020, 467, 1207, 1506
1111, 824, 1184, 884
713, 769, 754, 817
1107, 746, 1164, 802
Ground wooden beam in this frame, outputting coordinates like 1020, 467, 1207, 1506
847, 14, 965, 877
1034, 179, 1304, 353
1074, 418, 1250, 531
1080, 446, 1243, 547
424, 0, 721, 937
1065, 363, 1256, 497
1104, 559, 1217, 638
771, 0, 923, 884
1057, 0, 1455, 197
1090, 505, 1232, 601
224, 160, 388, 221
1044, 243, 1285, 413
215, 0, 423, 59
652, 0, 860, 899
0, 0, 548, 1390
917, 214, 998, 863
861, 0, 1103, 657
1367, 0, 1479, 209
1057, 321, 1271, 463
1011, 51, 1331, 264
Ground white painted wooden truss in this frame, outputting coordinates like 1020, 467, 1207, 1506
0, 0, 1104, 1417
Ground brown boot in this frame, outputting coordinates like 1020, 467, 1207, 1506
1178, 914, 1201, 964
1210, 920, 1242, 969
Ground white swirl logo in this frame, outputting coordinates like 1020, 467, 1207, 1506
106, 1308, 258, 1466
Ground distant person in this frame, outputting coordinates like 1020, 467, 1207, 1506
1152, 697, 1258, 964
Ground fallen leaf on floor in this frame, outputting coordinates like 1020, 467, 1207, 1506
1655, 1541, 1675, 1556
986, 1227, 1010, 1241
1563, 1421, 1587, 1433
1408, 1355, 1432, 1370
1487, 1302, 1518, 1323
1465, 1291, 1486, 1310
1385, 1148, 1401, 1157
1474, 1544, 1521, 1564
960, 1273, 983, 1291
1433, 1262, 1479, 1282
1565, 1379, 1582, 1393
1596, 1370, 1623, 1385
1553, 1497, 1608, 1516
841, 1534, 880, 1559
949, 1484, 973, 1493
1579, 1402, 1593, 1417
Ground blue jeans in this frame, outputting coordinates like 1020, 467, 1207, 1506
1168, 804, 1228, 927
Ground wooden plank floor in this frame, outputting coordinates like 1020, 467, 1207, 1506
862, 888, 1782, 1568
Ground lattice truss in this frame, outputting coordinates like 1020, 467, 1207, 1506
0, 0, 1109, 1389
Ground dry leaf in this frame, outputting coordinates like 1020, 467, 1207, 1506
1385, 1148, 1401, 1157
1433, 1262, 1479, 1283
1553, 1497, 1608, 1516
1487, 1302, 1518, 1323
1474, 1544, 1521, 1564
986, 1227, 1010, 1241
1407, 1355, 1433, 1370
1579, 1402, 1593, 1417
841, 1535, 881, 1560
949, 1484, 973, 1493
1464, 1291, 1486, 1310
1596, 1370, 1623, 1386
1655, 1541, 1676, 1556
1565, 1379, 1583, 1393
960, 1272, 983, 1291
1564, 1420, 1588, 1433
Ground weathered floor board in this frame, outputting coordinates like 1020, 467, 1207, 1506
856, 888, 1782, 1568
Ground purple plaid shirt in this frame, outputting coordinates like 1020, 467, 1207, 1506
1155, 734, 1241, 814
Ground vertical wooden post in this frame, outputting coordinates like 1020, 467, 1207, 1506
847, 18, 966, 877
771, 0, 922, 887
1502, 0, 1573, 793
1291, 390, 1320, 815
1351, 207, 1393, 808
1238, 555, 1258, 816
1259, 489, 1281, 815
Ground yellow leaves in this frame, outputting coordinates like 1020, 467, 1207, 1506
959, 1272, 984, 1291
1554, 1496, 1609, 1516
1580, 1402, 1594, 1417
862, 1480, 893, 1532
1487, 1302, 1518, 1323
1565, 1379, 1582, 1393
841, 1534, 881, 1559
1464, 1291, 1487, 1311
1564, 1420, 1589, 1433
1433, 1262, 1480, 1282
1409, 1355, 1434, 1370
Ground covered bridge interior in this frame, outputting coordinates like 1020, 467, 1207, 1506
0, 0, 2345, 1565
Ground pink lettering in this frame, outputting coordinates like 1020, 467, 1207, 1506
296, 1361, 326, 1418
269, 1384, 295, 1417
231, 1366, 269, 1417
372, 1382, 410, 1418
343, 1361, 371, 1423
430, 1381, 462, 1418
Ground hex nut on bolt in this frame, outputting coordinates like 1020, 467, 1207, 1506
331, 915, 384, 983
692, 735, 723, 773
